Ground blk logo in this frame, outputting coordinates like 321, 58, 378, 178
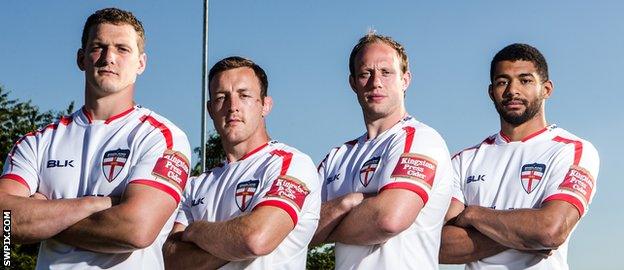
467, 174, 485, 183
326, 173, 340, 184
47, 160, 74, 168
191, 197, 205, 206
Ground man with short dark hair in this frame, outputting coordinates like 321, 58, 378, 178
0, 7, 191, 269
439, 43, 599, 270
163, 56, 320, 269
312, 32, 453, 269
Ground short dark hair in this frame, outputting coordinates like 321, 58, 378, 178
82, 8, 146, 52
208, 56, 268, 98
490, 43, 549, 82
349, 32, 409, 76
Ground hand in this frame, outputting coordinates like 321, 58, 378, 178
453, 206, 477, 228
339, 192, 366, 211
31, 192, 48, 200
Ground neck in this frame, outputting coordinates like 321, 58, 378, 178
84, 86, 135, 120
500, 112, 548, 141
364, 107, 406, 140
223, 130, 271, 163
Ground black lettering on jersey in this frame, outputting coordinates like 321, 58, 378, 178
326, 173, 340, 184
46, 160, 74, 168
466, 174, 485, 183
191, 198, 205, 206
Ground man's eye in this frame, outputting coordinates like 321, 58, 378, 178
521, 79, 533, 84
359, 73, 370, 78
496, 81, 508, 86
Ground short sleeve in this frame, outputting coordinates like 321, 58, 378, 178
317, 153, 330, 202
1, 134, 39, 195
127, 119, 192, 204
377, 126, 450, 205
542, 139, 599, 217
252, 150, 320, 226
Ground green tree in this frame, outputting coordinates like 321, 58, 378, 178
194, 133, 335, 269
0, 86, 74, 269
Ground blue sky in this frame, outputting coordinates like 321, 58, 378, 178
1, 1, 622, 269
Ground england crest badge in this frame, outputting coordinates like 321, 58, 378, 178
102, 149, 130, 182
235, 180, 260, 211
520, 163, 546, 194
359, 156, 380, 187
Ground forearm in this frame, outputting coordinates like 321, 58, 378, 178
439, 225, 507, 264
327, 196, 392, 245
463, 206, 556, 250
183, 218, 257, 261
311, 193, 362, 245
163, 231, 228, 270
0, 194, 110, 243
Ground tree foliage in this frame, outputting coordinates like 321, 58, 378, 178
0, 86, 74, 269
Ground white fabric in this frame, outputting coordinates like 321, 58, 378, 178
451, 125, 599, 270
176, 141, 321, 270
319, 115, 452, 270
2, 105, 191, 270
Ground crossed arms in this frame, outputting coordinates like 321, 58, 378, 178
163, 204, 294, 269
439, 199, 580, 264
0, 177, 178, 253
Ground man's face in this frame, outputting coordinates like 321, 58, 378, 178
489, 60, 553, 125
78, 23, 146, 96
349, 42, 410, 120
208, 67, 272, 145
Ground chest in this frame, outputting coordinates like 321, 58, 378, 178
324, 142, 391, 199
38, 124, 139, 198
190, 161, 274, 221
460, 143, 565, 209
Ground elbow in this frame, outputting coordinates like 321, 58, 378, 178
242, 230, 279, 258
126, 231, 158, 250
534, 226, 567, 249
376, 214, 411, 237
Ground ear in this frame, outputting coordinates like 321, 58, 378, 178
136, 53, 147, 75
261, 96, 273, 117
77, 48, 85, 71
542, 80, 554, 99
402, 70, 412, 92
349, 75, 357, 94
488, 84, 495, 102
207, 100, 214, 120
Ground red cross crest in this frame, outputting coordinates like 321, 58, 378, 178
359, 156, 380, 187
520, 163, 546, 194
235, 180, 260, 211
102, 149, 130, 182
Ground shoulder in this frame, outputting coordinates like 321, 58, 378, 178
269, 142, 316, 168
451, 133, 497, 161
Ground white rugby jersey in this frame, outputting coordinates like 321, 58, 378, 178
175, 141, 321, 270
319, 115, 452, 270
1, 105, 191, 270
451, 124, 599, 270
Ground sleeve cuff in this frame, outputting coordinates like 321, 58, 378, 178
254, 200, 298, 227
130, 179, 181, 203
543, 193, 586, 217
1, 173, 31, 193
380, 182, 430, 205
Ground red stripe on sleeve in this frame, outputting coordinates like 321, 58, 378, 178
543, 193, 585, 216
130, 179, 181, 203
270, 149, 293, 175
552, 136, 583, 165
254, 200, 298, 226
402, 126, 416, 153
380, 182, 429, 205
140, 115, 174, 149
1, 174, 31, 192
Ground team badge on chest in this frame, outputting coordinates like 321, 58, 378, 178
235, 180, 260, 211
359, 156, 380, 187
520, 163, 546, 194
102, 149, 130, 182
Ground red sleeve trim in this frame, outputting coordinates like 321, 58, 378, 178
451, 197, 462, 204
140, 115, 174, 149
543, 193, 585, 216
1, 174, 31, 192
173, 221, 187, 227
254, 200, 298, 227
552, 136, 583, 165
380, 182, 429, 205
270, 150, 294, 175
402, 126, 416, 153
129, 179, 181, 203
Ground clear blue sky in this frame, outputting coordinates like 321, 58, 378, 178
1, 1, 622, 269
